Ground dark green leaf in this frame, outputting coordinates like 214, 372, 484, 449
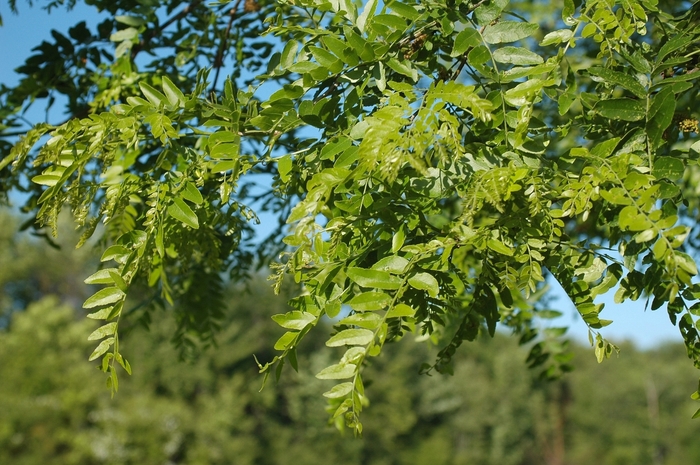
588, 67, 647, 98
646, 87, 676, 148
594, 99, 646, 121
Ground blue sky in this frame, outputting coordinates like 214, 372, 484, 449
0, 2, 686, 350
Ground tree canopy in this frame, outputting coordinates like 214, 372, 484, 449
1, 0, 700, 433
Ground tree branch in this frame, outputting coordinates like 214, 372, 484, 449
131, 0, 205, 60
210, 0, 244, 94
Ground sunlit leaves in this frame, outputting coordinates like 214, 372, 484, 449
316, 363, 357, 380
6, 0, 700, 435
326, 329, 375, 347
167, 197, 199, 229
83, 287, 125, 309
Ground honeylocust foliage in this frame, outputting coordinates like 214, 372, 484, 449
2, 0, 700, 433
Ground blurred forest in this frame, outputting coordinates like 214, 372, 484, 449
2, 207, 700, 465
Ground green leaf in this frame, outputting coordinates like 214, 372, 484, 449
356, 0, 378, 33
590, 137, 620, 158
599, 187, 633, 205
594, 99, 646, 121
326, 300, 342, 318
339, 312, 382, 329
693, 407, 700, 420
656, 33, 694, 65
487, 239, 514, 256
89, 337, 115, 361
326, 328, 375, 347
347, 267, 402, 289
392, 227, 406, 253
347, 291, 392, 311
540, 29, 573, 46
646, 87, 676, 148
386, 303, 415, 318
675, 252, 698, 276
278, 155, 292, 183
388, 1, 420, 20
371, 14, 408, 32
619, 206, 653, 231
408, 272, 439, 297
161, 76, 186, 107
323, 382, 354, 398
309, 46, 343, 73
274, 331, 297, 350
386, 57, 418, 81
84, 268, 120, 285
88, 322, 118, 341
139, 81, 167, 107
653, 157, 684, 181
372, 255, 409, 274
492, 46, 544, 65
316, 363, 357, 379
168, 197, 199, 229
451, 28, 480, 57
271, 311, 316, 330
32, 173, 61, 186
108, 271, 128, 293
182, 182, 204, 205
482, 21, 538, 44
83, 287, 125, 309
634, 228, 657, 243
280, 40, 298, 70
588, 67, 647, 99
504, 78, 550, 106
110, 27, 138, 42
575, 258, 607, 282
474, 0, 509, 25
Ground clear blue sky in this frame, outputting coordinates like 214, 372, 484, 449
0, 2, 685, 350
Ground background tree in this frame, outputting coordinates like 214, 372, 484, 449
1, 0, 700, 433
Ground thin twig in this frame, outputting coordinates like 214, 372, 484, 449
211, 0, 244, 94
131, 0, 205, 60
